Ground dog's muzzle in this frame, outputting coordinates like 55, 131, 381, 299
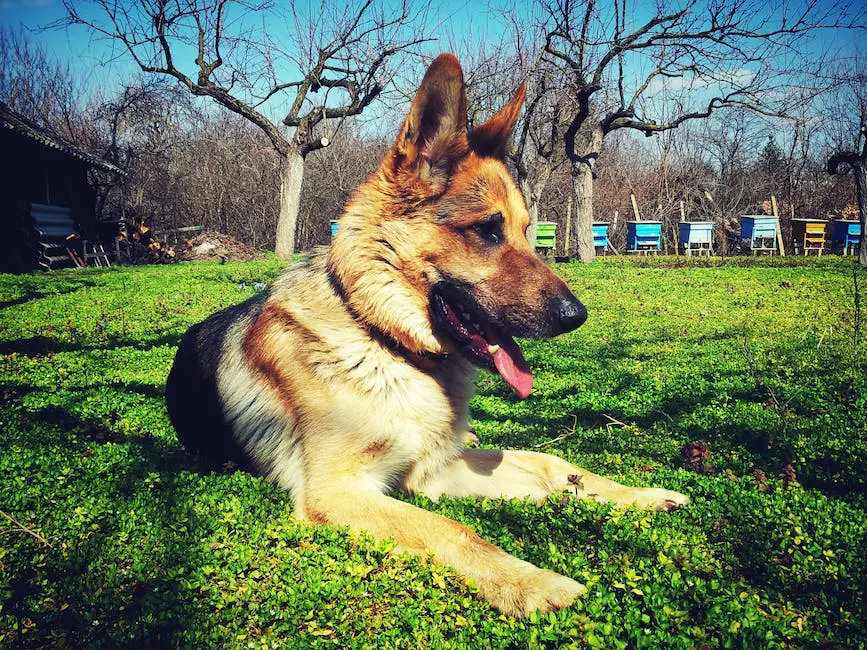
552, 295, 587, 335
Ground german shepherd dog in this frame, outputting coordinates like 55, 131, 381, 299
166, 54, 688, 618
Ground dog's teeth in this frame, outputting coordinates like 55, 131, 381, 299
487, 344, 501, 354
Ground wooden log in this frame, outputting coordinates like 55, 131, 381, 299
771, 195, 786, 256
631, 194, 641, 221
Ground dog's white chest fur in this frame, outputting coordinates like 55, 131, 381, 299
318, 344, 473, 492
218, 304, 473, 497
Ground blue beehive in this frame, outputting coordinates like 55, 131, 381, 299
740, 216, 779, 254
330, 220, 339, 239
830, 220, 861, 254
626, 221, 662, 253
678, 221, 714, 256
592, 222, 609, 251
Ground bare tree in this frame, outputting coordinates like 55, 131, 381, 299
828, 138, 866, 264
62, 0, 427, 259
536, 0, 864, 261
509, 65, 571, 246
824, 56, 867, 264
0, 26, 83, 142
452, 30, 570, 247
296, 122, 388, 250
691, 111, 756, 253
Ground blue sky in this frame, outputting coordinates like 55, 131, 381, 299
3, 0, 861, 74
0, 0, 517, 134
0, 0, 489, 93
1, 0, 863, 137
1, 1, 106, 66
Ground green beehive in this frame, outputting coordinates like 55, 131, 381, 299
536, 221, 557, 251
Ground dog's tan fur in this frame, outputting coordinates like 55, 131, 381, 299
166, 53, 688, 618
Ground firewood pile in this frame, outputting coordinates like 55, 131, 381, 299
117, 223, 266, 265
177, 231, 266, 263
119, 221, 178, 265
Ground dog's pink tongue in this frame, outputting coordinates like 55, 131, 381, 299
488, 330, 533, 399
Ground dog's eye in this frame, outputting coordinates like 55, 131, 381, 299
471, 213, 504, 244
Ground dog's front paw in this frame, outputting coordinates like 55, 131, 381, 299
485, 565, 586, 618
628, 487, 690, 511
521, 568, 587, 616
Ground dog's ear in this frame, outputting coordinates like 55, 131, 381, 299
394, 53, 468, 185
469, 82, 526, 159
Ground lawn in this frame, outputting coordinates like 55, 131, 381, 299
1, 257, 865, 649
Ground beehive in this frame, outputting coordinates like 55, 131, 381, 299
626, 221, 662, 254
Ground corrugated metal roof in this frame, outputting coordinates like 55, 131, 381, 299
0, 101, 127, 175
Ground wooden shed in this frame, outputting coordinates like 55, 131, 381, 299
0, 101, 125, 273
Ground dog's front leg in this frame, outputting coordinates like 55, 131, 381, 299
410, 448, 689, 510
297, 481, 585, 618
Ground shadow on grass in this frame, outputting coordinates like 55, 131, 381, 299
0, 332, 184, 356
0, 277, 101, 310
1, 378, 168, 405
472, 329, 865, 494
0, 399, 236, 648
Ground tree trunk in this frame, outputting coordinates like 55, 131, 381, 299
520, 176, 540, 247
571, 160, 596, 262
527, 198, 541, 248
518, 164, 552, 248
567, 126, 603, 263
855, 161, 866, 265
274, 150, 305, 261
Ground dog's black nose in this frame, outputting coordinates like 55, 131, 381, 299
556, 296, 587, 333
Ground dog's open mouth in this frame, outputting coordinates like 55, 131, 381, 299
430, 284, 533, 399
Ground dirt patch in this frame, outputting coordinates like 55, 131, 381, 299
178, 231, 267, 263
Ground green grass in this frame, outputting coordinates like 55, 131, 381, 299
1, 257, 865, 649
